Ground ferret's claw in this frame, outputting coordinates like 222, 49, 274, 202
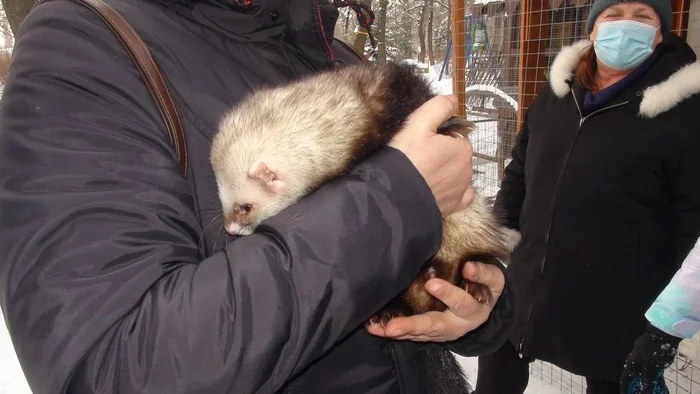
466, 280, 493, 305
369, 307, 407, 328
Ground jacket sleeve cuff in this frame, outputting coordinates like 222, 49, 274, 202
644, 242, 700, 339
442, 258, 518, 357
644, 322, 684, 347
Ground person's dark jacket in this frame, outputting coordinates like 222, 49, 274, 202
495, 34, 700, 382
0, 0, 516, 393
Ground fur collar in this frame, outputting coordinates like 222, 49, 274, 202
548, 40, 700, 118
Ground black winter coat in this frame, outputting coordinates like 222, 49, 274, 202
495, 34, 700, 382
0, 0, 516, 393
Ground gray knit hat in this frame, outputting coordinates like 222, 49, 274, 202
585, 0, 672, 34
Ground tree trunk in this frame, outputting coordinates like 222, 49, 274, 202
418, 1, 429, 63
2, 0, 33, 35
427, 0, 434, 65
376, 0, 388, 64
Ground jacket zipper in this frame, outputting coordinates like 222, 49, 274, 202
517, 93, 630, 357
539, 96, 630, 274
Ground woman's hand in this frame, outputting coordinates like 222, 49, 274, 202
620, 324, 682, 394
366, 260, 505, 342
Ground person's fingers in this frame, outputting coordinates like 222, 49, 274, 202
463, 261, 505, 295
424, 278, 479, 318
366, 262, 505, 343
381, 312, 447, 338
399, 95, 458, 139
365, 322, 386, 337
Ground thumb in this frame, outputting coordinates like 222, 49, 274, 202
400, 95, 458, 139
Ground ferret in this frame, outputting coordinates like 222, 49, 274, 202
210, 62, 520, 325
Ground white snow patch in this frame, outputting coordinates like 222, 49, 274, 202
0, 311, 32, 394
423, 65, 453, 96
457, 355, 566, 393
680, 331, 700, 364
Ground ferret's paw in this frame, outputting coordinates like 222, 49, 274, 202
369, 307, 407, 327
465, 280, 493, 306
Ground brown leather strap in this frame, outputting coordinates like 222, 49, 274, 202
34, 0, 189, 177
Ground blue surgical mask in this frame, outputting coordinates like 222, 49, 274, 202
593, 20, 659, 71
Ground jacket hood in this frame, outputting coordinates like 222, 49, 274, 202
160, 0, 352, 69
548, 34, 700, 118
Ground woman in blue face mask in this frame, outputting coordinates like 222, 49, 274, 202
472, 1, 700, 394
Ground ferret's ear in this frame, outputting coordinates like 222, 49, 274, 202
249, 160, 287, 194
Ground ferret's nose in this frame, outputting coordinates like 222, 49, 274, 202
225, 221, 242, 235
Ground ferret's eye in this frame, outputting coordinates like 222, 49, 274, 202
241, 204, 252, 213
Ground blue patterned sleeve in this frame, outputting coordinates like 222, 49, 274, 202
645, 236, 700, 339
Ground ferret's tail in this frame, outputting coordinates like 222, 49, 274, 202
437, 116, 476, 138
392, 342, 472, 394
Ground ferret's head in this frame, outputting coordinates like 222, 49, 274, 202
210, 77, 343, 237
212, 156, 297, 236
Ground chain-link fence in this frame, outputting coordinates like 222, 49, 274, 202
528, 352, 700, 393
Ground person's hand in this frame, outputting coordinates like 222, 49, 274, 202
388, 95, 474, 217
366, 260, 505, 342
620, 324, 682, 394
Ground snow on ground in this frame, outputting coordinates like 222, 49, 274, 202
422, 65, 453, 96
457, 355, 565, 394
1, 311, 32, 394
681, 332, 700, 365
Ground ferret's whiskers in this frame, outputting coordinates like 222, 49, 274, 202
285, 211, 304, 225
200, 213, 224, 252
214, 218, 227, 251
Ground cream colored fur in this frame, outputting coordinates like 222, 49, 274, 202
549, 40, 593, 98
548, 40, 700, 118
210, 67, 386, 234
639, 62, 700, 118
436, 194, 521, 265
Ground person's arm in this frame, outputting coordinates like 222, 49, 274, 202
620, 129, 700, 392
620, 238, 700, 394
493, 112, 530, 231
0, 4, 445, 394
645, 236, 700, 339
643, 122, 700, 340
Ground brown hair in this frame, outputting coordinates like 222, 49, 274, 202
574, 46, 598, 92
